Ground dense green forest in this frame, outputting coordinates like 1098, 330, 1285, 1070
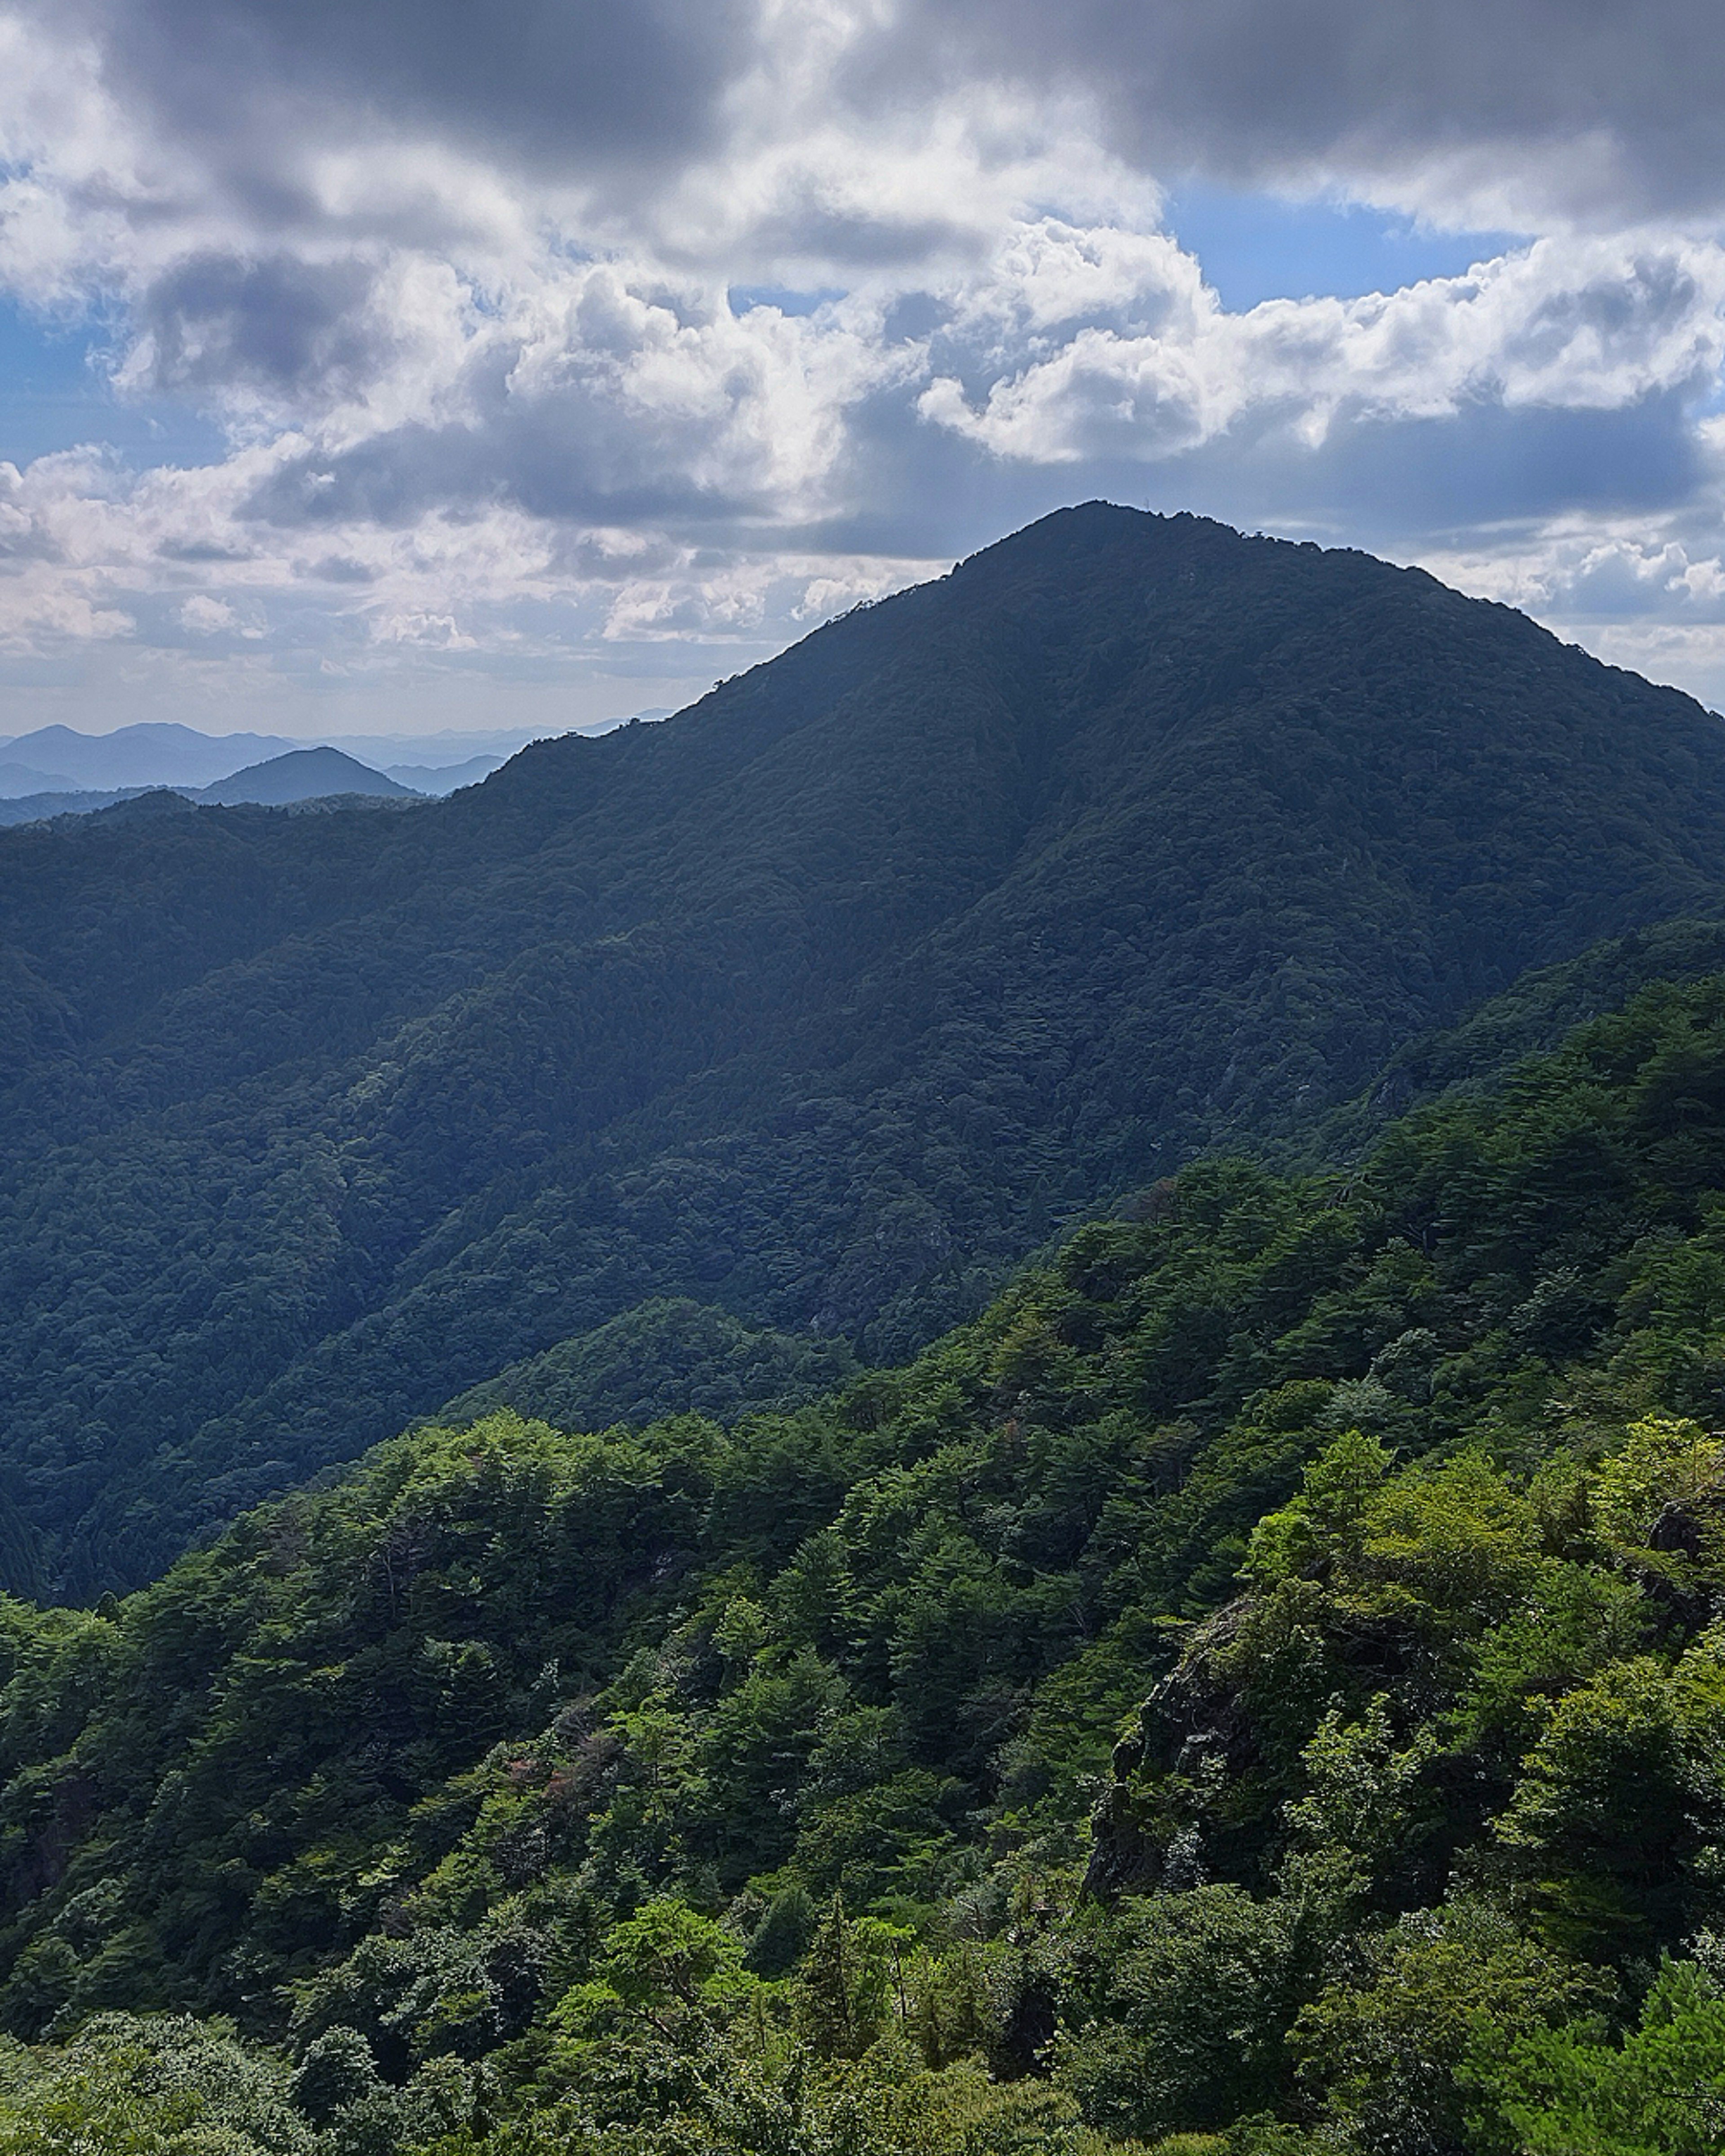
8, 976, 1725, 2148
9, 506, 1725, 1594
435, 1298, 859, 1431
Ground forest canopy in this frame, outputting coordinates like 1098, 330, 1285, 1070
9, 506, 1725, 1595
6, 975, 1725, 2148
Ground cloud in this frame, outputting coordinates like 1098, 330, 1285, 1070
178, 591, 237, 631
918, 235, 1725, 464
871, 0, 1725, 231
50, 0, 760, 199
4, 0, 1725, 728
131, 253, 385, 401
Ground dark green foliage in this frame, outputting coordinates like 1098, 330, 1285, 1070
436, 1299, 858, 1431
9, 506, 1725, 1591
1053, 1886, 1300, 2139
11, 978, 1725, 2144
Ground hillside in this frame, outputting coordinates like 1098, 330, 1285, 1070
198, 747, 420, 806
0, 722, 298, 790
0, 763, 75, 799
6, 978, 1725, 2149
385, 751, 514, 795
6, 503, 1725, 1593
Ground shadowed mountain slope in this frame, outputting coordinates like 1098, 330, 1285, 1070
198, 747, 418, 806
5, 501, 1725, 1593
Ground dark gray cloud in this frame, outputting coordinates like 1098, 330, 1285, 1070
65, 0, 758, 205
138, 252, 382, 396
869, 0, 1725, 223
243, 402, 780, 532
53, 0, 1725, 236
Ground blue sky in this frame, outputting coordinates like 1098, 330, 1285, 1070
0, 298, 222, 467
0, 0, 1723, 735
1160, 188, 1520, 312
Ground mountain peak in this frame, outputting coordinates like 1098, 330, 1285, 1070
198, 745, 419, 806
4, 508, 1725, 1588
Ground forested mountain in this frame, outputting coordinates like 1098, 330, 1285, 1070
8, 976, 1725, 2149
0, 722, 299, 790
8, 504, 1725, 1594
198, 748, 419, 807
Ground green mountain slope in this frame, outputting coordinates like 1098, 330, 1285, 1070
8, 504, 1725, 1593
7, 976, 1725, 2149
434, 1296, 858, 1429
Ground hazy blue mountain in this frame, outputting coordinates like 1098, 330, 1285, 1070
384, 751, 513, 794
7, 501, 1725, 1592
0, 721, 299, 789
198, 747, 421, 805
0, 762, 76, 799
323, 726, 553, 766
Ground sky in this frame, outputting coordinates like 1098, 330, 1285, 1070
4, 1, 1725, 737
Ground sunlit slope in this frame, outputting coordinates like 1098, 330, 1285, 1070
5, 503, 1725, 1590
7, 973, 1725, 2125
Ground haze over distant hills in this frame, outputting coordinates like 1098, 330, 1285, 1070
6, 501, 1725, 1595
0, 762, 76, 795
0, 721, 301, 792
199, 746, 420, 806
0, 717, 655, 809
0, 745, 501, 826
383, 751, 513, 795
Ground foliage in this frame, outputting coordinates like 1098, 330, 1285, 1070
436, 1299, 859, 1433
17, 943, 1725, 2143
9, 505, 1725, 1593
1476, 1957, 1725, 2156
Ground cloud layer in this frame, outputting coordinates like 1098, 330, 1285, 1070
5, 0, 1725, 729
885, 0, 1725, 229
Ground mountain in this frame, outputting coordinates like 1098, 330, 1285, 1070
0, 786, 201, 831
0, 762, 75, 799
0, 747, 418, 826
7, 501, 1725, 1594
435, 1294, 859, 1429
197, 746, 421, 806
323, 725, 556, 766
6, 976, 1725, 2153
384, 751, 513, 794
0, 720, 299, 790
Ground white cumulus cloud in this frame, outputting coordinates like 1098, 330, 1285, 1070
2, 0, 1725, 724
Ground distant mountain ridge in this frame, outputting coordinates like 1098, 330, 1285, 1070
6, 501, 1725, 1593
198, 745, 419, 805
0, 762, 77, 798
0, 720, 300, 790
384, 752, 510, 794
0, 722, 542, 801
0, 748, 450, 826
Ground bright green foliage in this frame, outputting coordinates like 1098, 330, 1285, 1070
551, 1897, 751, 2041
1591, 1416, 1725, 1546
0, 2012, 314, 2152
1479, 1958, 1725, 2155
14, 977, 1725, 2145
